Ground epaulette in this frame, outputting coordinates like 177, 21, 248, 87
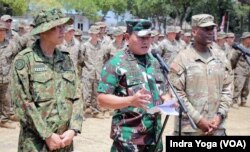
18, 47, 33, 55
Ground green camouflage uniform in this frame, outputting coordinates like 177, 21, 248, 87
170, 43, 233, 135
97, 47, 168, 151
11, 9, 83, 152
11, 40, 83, 152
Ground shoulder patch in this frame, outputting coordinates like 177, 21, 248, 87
15, 59, 25, 70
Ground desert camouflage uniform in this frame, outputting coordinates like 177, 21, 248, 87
158, 39, 180, 65
11, 40, 83, 152
97, 48, 168, 151
170, 43, 233, 135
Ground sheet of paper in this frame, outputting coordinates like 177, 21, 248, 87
147, 99, 179, 115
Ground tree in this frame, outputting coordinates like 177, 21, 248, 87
0, 0, 28, 15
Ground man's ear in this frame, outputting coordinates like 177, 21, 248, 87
192, 27, 197, 37
124, 33, 130, 41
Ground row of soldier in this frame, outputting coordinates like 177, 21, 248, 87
0, 12, 250, 135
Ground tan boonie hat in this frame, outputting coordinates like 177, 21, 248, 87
217, 32, 227, 39
151, 30, 159, 37
0, 21, 8, 30
95, 21, 107, 28
241, 32, 250, 39
1, 15, 12, 22
112, 27, 123, 36
74, 29, 82, 36
31, 8, 73, 35
226, 32, 235, 38
88, 25, 100, 34
192, 14, 216, 27
184, 32, 191, 37
166, 26, 176, 33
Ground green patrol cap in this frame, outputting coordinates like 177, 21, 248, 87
126, 19, 152, 37
31, 8, 73, 35
192, 14, 216, 27
241, 32, 250, 39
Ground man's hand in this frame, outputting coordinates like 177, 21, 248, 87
205, 115, 222, 135
197, 118, 213, 133
60, 130, 75, 147
130, 88, 151, 110
45, 133, 64, 151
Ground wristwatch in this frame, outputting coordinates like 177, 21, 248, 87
217, 112, 225, 120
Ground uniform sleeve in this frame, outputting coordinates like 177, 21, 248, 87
11, 55, 53, 139
69, 71, 84, 132
230, 49, 241, 69
218, 59, 233, 118
170, 56, 202, 124
78, 43, 86, 68
97, 61, 119, 94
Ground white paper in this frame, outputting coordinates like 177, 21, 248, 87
147, 99, 179, 115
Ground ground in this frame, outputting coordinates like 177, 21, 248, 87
0, 103, 249, 152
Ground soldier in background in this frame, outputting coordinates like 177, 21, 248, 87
214, 32, 231, 58
74, 29, 83, 43
150, 30, 160, 51
230, 32, 250, 108
170, 14, 233, 136
182, 32, 192, 46
0, 14, 19, 41
18, 21, 27, 37
95, 21, 112, 45
11, 9, 83, 151
158, 33, 165, 42
97, 19, 171, 152
175, 26, 186, 50
78, 25, 107, 119
0, 21, 24, 129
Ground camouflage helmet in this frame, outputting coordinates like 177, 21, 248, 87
31, 8, 73, 35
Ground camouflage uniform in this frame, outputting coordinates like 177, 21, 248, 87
170, 15, 233, 136
230, 37, 250, 106
11, 9, 83, 152
97, 19, 168, 151
170, 44, 233, 135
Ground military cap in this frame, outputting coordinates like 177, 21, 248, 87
74, 29, 82, 36
184, 32, 191, 37
151, 30, 159, 37
192, 14, 216, 27
166, 26, 176, 33
112, 27, 124, 36
66, 25, 75, 32
1, 15, 12, 22
217, 32, 227, 39
31, 8, 73, 35
88, 25, 100, 34
226, 32, 235, 38
126, 19, 152, 37
241, 32, 250, 39
118, 26, 127, 33
0, 21, 8, 30
18, 21, 26, 29
175, 26, 182, 33
95, 21, 107, 28
159, 33, 165, 37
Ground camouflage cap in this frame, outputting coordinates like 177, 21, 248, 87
118, 26, 127, 33
0, 21, 8, 30
151, 30, 159, 37
175, 26, 182, 33
112, 27, 124, 36
66, 25, 75, 32
217, 31, 227, 39
241, 32, 250, 39
226, 32, 235, 38
95, 21, 107, 28
88, 25, 100, 34
159, 33, 165, 37
18, 21, 26, 29
184, 32, 191, 37
31, 8, 73, 35
126, 19, 152, 37
192, 14, 216, 27
166, 26, 176, 33
1, 14, 12, 22
74, 29, 82, 36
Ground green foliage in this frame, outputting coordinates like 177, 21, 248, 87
0, 0, 28, 15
